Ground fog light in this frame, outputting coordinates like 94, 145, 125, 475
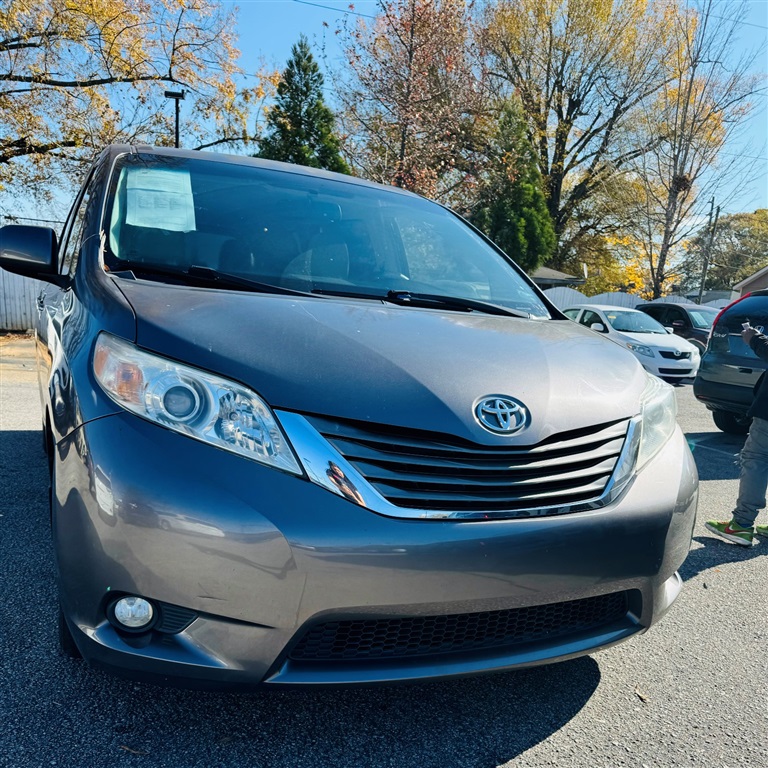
113, 596, 154, 629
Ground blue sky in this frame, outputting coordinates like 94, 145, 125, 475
230, 0, 767, 216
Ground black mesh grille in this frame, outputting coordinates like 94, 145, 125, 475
306, 414, 630, 514
290, 592, 628, 661
156, 603, 197, 634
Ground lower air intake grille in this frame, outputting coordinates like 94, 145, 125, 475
290, 592, 629, 662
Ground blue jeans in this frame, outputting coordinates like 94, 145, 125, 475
733, 416, 768, 528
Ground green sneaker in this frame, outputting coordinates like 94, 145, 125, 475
755, 525, 768, 538
705, 520, 754, 546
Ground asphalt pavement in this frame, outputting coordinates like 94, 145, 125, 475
1, 333, 766, 768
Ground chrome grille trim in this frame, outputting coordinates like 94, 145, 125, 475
277, 410, 636, 519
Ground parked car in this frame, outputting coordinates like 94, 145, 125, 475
0, 146, 697, 689
563, 304, 700, 382
694, 291, 768, 433
637, 302, 719, 353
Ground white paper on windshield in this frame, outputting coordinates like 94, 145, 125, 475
125, 168, 196, 232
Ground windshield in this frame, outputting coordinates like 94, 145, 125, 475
103, 153, 550, 318
605, 310, 668, 334
688, 308, 718, 329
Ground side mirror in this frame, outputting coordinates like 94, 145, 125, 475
0, 225, 64, 285
665, 327, 675, 334
590, 322, 607, 333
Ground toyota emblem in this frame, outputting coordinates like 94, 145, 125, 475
475, 396, 529, 435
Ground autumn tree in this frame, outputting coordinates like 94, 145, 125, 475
0, 0, 276, 203
469, 100, 555, 273
568, 233, 652, 298
678, 208, 768, 294
258, 35, 349, 173
621, 0, 762, 298
481, 0, 677, 267
332, 0, 488, 201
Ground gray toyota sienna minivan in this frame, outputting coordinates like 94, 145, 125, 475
0, 146, 697, 688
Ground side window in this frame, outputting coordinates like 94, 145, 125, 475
563, 309, 580, 320
644, 306, 665, 323
580, 310, 603, 329
59, 171, 95, 277
667, 307, 687, 326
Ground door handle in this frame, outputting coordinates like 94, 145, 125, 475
739, 368, 753, 374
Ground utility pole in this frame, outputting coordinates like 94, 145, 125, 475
697, 197, 720, 305
164, 90, 185, 148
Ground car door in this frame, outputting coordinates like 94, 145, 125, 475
38, 169, 95, 438
665, 306, 689, 335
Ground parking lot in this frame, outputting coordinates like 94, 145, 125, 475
1, 332, 766, 768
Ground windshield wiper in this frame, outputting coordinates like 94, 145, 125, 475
311, 287, 533, 318
109, 261, 312, 297
384, 290, 533, 318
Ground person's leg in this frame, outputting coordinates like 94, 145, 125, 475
732, 417, 768, 529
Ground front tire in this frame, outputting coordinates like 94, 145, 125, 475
712, 410, 751, 434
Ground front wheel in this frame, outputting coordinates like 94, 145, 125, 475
712, 410, 751, 435
690, 339, 706, 354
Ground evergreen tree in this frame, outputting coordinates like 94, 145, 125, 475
470, 101, 555, 274
258, 36, 349, 174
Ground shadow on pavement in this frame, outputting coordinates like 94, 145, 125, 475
38, 657, 602, 768
685, 430, 745, 481
679, 535, 767, 583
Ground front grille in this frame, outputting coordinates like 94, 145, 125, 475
658, 367, 693, 375
306, 415, 630, 514
660, 351, 691, 360
290, 592, 629, 661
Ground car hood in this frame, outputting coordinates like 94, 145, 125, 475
115, 280, 648, 444
614, 330, 697, 352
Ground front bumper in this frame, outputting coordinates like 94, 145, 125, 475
53, 412, 698, 688
693, 374, 753, 413
642, 357, 699, 380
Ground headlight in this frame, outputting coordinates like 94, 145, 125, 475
609, 373, 677, 497
627, 342, 654, 358
93, 333, 301, 474
636, 372, 677, 469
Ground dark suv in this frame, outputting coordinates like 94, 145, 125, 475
638, 302, 719, 353
693, 291, 768, 433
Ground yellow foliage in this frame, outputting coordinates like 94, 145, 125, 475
0, 0, 264, 193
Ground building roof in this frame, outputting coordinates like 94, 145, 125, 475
531, 266, 585, 287
733, 264, 768, 291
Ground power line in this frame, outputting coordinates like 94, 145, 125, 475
231, 0, 376, 19
710, 13, 768, 29
291, 0, 376, 17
